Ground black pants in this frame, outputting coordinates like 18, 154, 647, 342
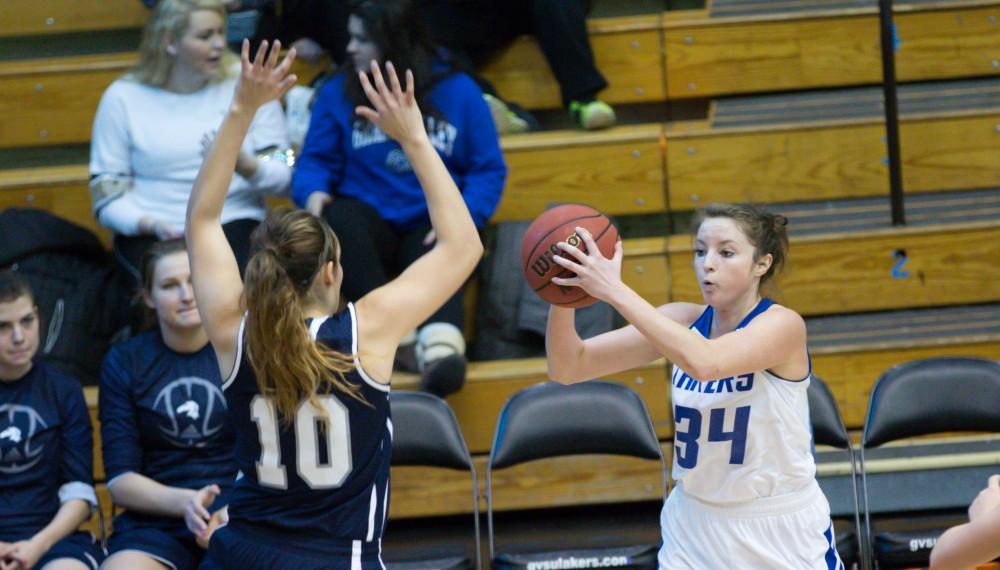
322, 198, 464, 330
420, 0, 607, 106
113, 218, 259, 290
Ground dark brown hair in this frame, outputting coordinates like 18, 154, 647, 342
243, 209, 361, 423
0, 271, 33, 304
690, 203, 789, 285
343, 0, 451, 121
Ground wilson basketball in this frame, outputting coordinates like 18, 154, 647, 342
520, 204, 619, 308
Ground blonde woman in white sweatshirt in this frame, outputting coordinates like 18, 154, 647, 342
90, 0, 292, 285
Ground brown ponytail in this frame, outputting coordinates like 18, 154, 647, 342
243, 209, 362, 423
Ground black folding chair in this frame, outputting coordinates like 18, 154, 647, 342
808, 375, 865, 569
859, 357, 1000, 569
385, 391, 480, 570
486, 381, 666, 569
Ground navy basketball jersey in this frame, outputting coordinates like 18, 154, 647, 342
0, 361, 97, 538
670, 298, 817, 503
223, 303, 392, 544
98, 330, 237, 501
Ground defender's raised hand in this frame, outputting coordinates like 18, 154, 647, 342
355, 60, 426, 147
233, 39, 298, 113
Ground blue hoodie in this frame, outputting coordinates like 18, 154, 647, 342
292, 69, 507, 230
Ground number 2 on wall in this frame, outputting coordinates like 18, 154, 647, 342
674, 405, 750, 469
251, 395, 352, 489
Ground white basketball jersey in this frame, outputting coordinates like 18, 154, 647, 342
670, 299, 817, 504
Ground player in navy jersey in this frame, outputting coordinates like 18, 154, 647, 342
185, 40, 482, 569
0, 271, 104, 570
545, 204, 844, 569
99, 239, 237, 570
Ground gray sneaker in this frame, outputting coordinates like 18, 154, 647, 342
484, 93, 529, 135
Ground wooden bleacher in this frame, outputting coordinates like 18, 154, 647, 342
5, 0, 147, 37
480, 14, 665, 109
4, 1, 998, 150
5, 0, 1000, 541
667, 78, 1000, 209
664, 0, 1000, 98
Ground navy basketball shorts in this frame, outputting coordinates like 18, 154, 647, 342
107, 523, 204, 570
200, 521, 385, 570
18, 531, 104, 570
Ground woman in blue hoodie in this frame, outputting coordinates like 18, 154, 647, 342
292, 0, 506, 397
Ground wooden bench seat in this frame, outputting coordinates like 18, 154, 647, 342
495, 124, 666, 222
3, 0, 996, 152
663, 1, 1000, 99
5, 0, 147, 38
0, 53, 329, 149
8, 99, 998, 235
669, 219, 1000, 315
0, 11, 658, 150
666, 79, 1000, 209
0, 122, 667, 233
0, 164, 109, 244
663, 7, 883, 99
894, 2, 1000, 83
479, 14, 665, 110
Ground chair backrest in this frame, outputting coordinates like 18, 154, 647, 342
390, 391, 472, 469
808, 376, 851, 449
489, 380, 663, 470
862, 357, 1000, 448
808, 376, 864, 568
859, 357, 1000, 570
388, 391, 480, 569
486, 380, 665, 562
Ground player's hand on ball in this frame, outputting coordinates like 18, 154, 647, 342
551, 227, 625, 303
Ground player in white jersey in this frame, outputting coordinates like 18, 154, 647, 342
545, 203, 843, 569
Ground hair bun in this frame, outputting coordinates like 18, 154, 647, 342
773, 214, 789, 228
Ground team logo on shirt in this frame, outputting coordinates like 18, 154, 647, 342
0, 404, 48, 474
152, 377, 227, 448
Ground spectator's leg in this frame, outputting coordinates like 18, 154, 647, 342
321, 198, 397, 303
529, 0, 608, 104
222, 218, 261, 276
398, 225, 468, 396
420, 0, 511, 66
420, 0, 533, 133
529, 0, 616, 129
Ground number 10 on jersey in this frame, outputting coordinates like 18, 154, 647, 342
674, 405, 751, 469
251, 395, 352, 489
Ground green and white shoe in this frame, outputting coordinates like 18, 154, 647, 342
484, 93, 529, 135
570, 99, 617, 130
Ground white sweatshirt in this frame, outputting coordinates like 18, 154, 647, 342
89, 76, 291, 236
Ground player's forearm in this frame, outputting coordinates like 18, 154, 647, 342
545, 306, 587, 383
30, 499, 91, 552
187, 106, 255, 228
109, 472, 196, 518
930, 514, 1000, 570
609, 286, 713, 379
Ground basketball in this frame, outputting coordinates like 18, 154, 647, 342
520, 204, 619, 308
